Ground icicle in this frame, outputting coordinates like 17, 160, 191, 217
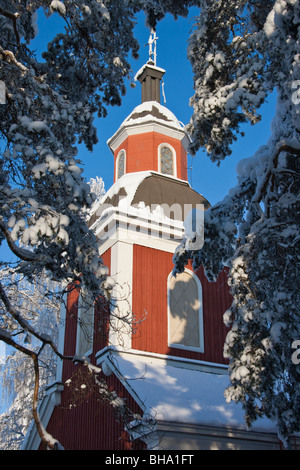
161, 80, 166, 104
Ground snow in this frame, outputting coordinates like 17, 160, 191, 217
236, 145, 270, 180
11, 219, 26, 241
134, 64, 166, 82
114, 101, 185, 133
45, 155, 63, 173
19, 116, 48, 133
107, 171, 151, 207
97, 2, 110, 22
183, 208, 204, 250
90, 170, 196, 231
90, 171, 151, 221
88, 176, 105, 202
101, 276, 116, 291
99, 348, 276, 432
30, 11, 38, 39
50, 0, 66, 16
113, 57, 123, 68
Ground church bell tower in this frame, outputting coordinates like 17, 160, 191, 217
23, 30, 247, 452
89, 31, 220, 356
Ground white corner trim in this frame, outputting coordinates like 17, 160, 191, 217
93, 208, 185, 259
21, 382, 64, 450
108, 241, 133, 350
55, 294, 67, 383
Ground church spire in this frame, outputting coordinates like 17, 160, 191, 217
135, 29, 165, 104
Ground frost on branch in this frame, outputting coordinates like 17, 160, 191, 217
174, 0, 300, 448
187, 0, 279, 161
0, 0, 142, 449
0, 0, 142, 296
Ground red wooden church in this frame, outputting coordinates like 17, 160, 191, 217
23, 38, 283, 451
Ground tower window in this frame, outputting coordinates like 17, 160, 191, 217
116, 150, 126, 179
160, 145, 175, 176
168, 270, 204, 352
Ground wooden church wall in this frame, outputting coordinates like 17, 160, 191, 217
39, 248, 147, 450
114, 132, 187, 180
42, 239, 231, 449
132, 244, 231, 364
61, 249, 112, 381
41, 370, 145, 450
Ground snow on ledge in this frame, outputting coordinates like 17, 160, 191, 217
134, 63, 166, 82
107, 102, 187, 152
123, 101, 184, 130
96, 347, 277, 433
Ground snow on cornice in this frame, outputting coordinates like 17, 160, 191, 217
123, 101, 184, 130
134, 63, 166, 82
107, 101, 188, 153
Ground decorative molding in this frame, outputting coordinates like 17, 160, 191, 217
21, 381, 64, 450
153, 420, 284, 451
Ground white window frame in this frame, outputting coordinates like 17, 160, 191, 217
116, 149, 126, 179
76, 295, 95, 357
167, 269, 204, 353
158, 143, 177, 177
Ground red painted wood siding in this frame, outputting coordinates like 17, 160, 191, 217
40, 249, 146, 450
62, 249, 111, 381
114, 132, 188, 181
43, 370, 145, 450
132, 245, 231, 364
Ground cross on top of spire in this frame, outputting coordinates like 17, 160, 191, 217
148, 29, 158, 66
135, 28, 165, 103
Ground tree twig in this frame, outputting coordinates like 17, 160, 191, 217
0, 8, 21, 45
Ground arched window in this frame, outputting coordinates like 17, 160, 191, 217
159, 144, 175, 176
116, 149, 126, 179
168, 270, 204, 352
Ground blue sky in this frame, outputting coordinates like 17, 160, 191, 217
0, 7, 277, 269
30, 7, 277, 207
0, 7, 276, 359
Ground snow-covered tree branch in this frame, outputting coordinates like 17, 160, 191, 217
0, 0, 142, 449
0, 1, 200, 448
173, 0, 300, 448
1, 0, 299, 450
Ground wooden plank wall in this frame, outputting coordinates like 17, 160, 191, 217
42, 249, 145, 450
132, 244, 231, 364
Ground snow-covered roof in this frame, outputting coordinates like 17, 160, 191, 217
107, 101, 188, 153
134, 63, 166, 82
88, 171, 151, 226
103, 171, 152, 208
97, 348, 277, 433
122, 101, 185, 132
88, 171, 209, 228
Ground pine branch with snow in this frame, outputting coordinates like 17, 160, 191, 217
174, 0, 300, 448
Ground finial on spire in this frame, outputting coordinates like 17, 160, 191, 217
148, 29, 158, 66
135, 28, 165, 104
